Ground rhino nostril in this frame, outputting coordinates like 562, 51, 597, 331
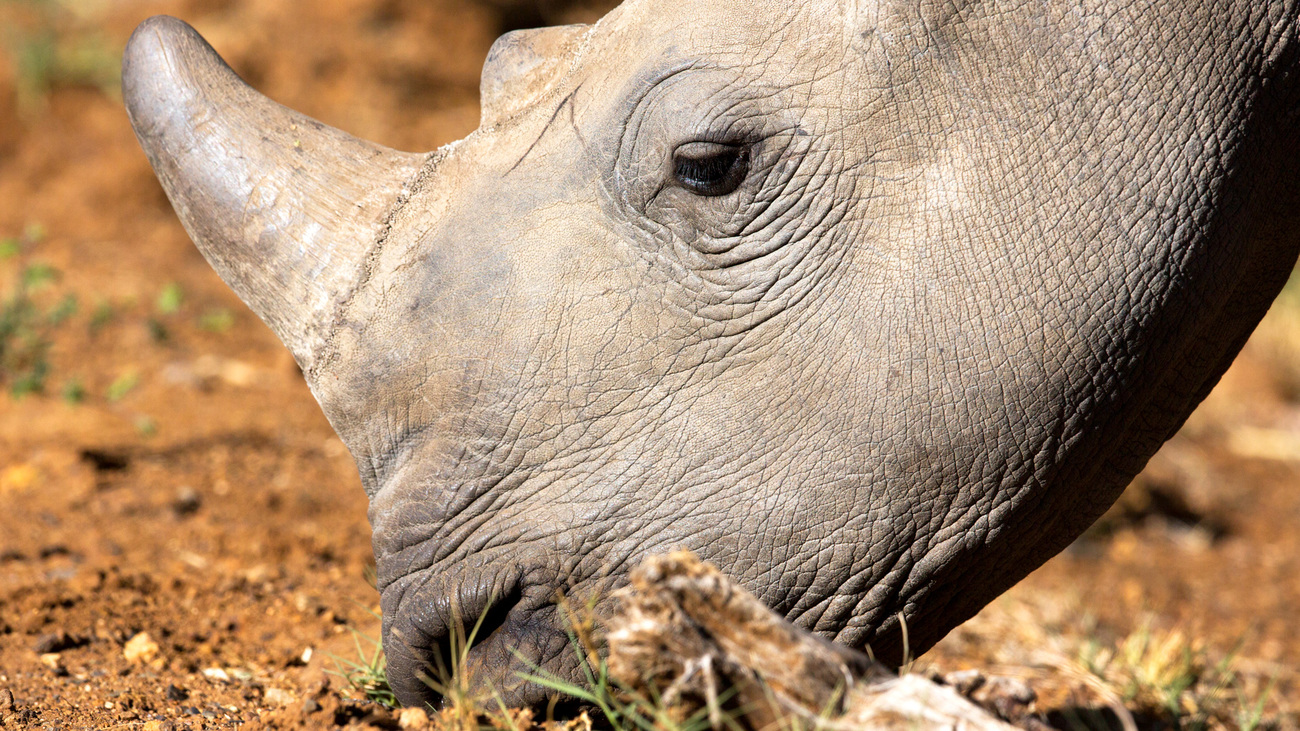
385, 577, 526, 707
435, 582, 524, 681
384, 566, 575, 707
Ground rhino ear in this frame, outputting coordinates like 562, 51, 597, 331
480, 24, 587, 127
122, 16, 427, 372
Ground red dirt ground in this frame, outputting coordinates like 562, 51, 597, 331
1, 1, 1297, 728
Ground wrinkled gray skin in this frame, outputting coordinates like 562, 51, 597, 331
122, 0, 1300, 708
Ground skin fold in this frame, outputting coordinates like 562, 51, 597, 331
121, 0, 1300, 708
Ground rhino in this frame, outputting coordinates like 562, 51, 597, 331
122, 0, 1300, 708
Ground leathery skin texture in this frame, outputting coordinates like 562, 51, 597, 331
121, 0, 1300, 708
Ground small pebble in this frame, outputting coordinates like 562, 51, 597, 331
165, 684, 189, 702
123, 632, 161, 664
0, 688, 14, 712
302, 697, 322, 714
202, 667, 230, 682
263, 688, 294, 707
39, 653, 67, 676
142, 721, 175, 731
398, 706, 431, 730
172, 486, 202, 516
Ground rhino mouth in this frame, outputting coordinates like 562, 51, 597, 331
381, 565, 575, 708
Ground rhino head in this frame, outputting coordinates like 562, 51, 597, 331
122, 0, 1300, 708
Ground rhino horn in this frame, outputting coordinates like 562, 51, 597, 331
122, 16, 428, 371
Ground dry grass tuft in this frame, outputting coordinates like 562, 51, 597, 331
1077, 622, 1280, 731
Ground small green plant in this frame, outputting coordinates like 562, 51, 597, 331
105, 369, 139, 402
328, 593, 801, 731
1078, 621, 1277, 731
145, 282, 184, 344
21, 261, 57, 290
1, 257, 72, 397
1235, 676, 1276, 731
421, 596, 510, 729
330, 627, 398, 710
7, 355, 48, 397
156, 282, 184, 314
518, 595, 750, 731
0, 223, 44, 260
2, 0, 122, 115
198, 308, 235, 333
1079, 623, 1204, 717
88, 299, 114, 332
60, 377, 83, 403
522, 637, 726, 731
47, 292, 76, 324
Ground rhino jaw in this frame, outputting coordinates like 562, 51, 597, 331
121, 15, 429, 372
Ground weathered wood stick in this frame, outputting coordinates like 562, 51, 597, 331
604, 551, 1017, 731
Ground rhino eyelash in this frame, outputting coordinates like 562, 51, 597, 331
672, 141, 751, 196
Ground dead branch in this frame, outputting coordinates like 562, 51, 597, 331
604, 551, 1018, 731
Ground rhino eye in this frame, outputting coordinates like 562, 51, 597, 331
672, 141, 750, 196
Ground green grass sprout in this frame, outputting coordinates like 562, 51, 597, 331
198, 308, 235, 333
156, 282, 183, 314
106, 369, 139, 402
